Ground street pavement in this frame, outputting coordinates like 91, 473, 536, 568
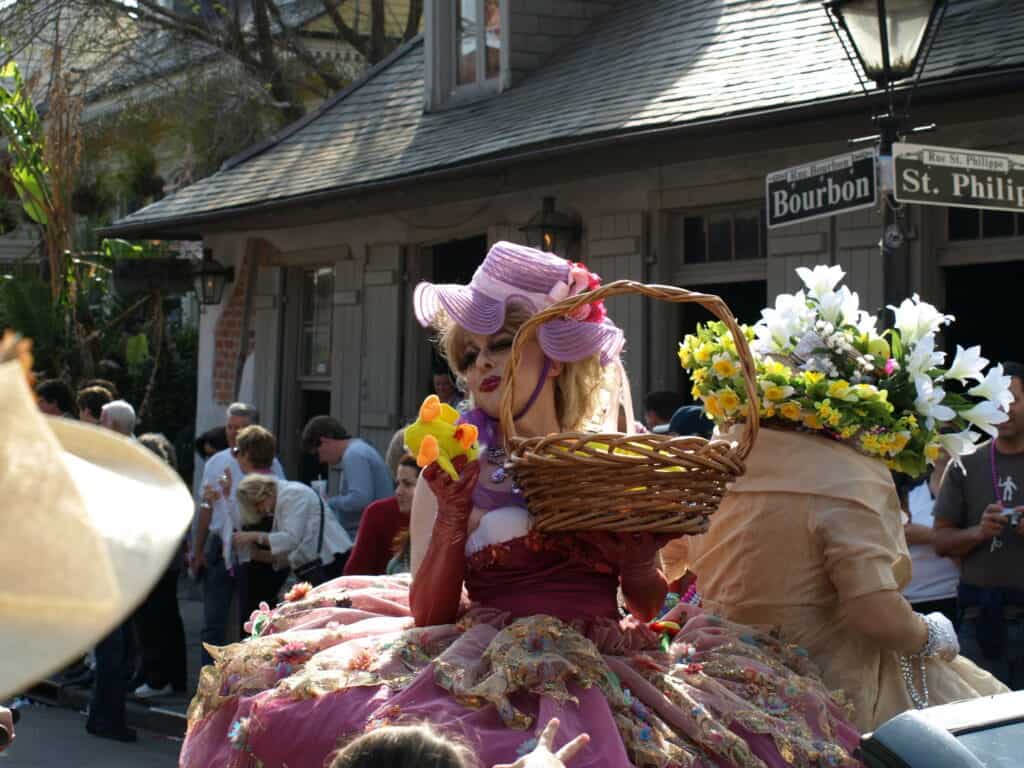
3, 704, 180, 766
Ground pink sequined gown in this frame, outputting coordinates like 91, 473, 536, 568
181, 531, 862, 768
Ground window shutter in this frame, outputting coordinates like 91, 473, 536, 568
360, 243, 405, 455
585, 213, 648, 416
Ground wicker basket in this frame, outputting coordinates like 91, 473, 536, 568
498, 280, 759, 535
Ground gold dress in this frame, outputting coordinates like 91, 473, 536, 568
662, 427, 1006, 731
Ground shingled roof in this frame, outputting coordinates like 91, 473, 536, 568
107, 0, 1024, 235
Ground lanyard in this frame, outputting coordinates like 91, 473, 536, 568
992, 440, 1001, 504
990, 441, 1014, 553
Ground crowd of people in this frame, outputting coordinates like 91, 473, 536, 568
11, 241, 1023, 767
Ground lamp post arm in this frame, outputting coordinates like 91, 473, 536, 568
826, 2, 871, 98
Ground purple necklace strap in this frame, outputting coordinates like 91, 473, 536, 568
516, 357, 552, 422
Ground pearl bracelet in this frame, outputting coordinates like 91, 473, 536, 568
900, 613, 951, 709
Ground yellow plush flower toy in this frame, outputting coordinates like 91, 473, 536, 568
404, 395, 480, 480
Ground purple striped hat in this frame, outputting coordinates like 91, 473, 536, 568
413, 241, 624, 366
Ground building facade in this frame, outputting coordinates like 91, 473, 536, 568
104, 0, 1024, 481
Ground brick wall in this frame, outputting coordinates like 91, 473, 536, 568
508, 0, 615, 83
212, 251, 253, 404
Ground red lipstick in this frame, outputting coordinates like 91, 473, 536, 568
480, 376, 501, 393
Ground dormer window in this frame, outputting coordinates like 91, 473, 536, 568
427, 0, 507, 109
457, 0, 502, 86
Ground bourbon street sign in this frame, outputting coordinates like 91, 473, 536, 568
893, 143, 1024, 213
766, 149, 877, 229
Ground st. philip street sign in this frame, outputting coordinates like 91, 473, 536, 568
893, 143, 1024, 213
766, 149, 877, 228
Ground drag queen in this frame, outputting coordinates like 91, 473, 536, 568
182, 244, 862, 768
667, 265, 1008, 731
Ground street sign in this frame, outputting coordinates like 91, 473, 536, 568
893, 143, 1024, 213
766, 149, 877, 229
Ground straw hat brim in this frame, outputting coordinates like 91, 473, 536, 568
0, 360, 193, 698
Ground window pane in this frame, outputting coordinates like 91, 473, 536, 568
314, 267, 333, 328
734, 211, 762, 260
948, 207, 979, 241
982, 210, 1015, 238
301, 271, 316, 322
484, 0, 501, 79
683, 217, 706, 264
707, 214, 732, 262
456, 0, 478, 85
301, 267, 333, 377
311, 330, 331, 376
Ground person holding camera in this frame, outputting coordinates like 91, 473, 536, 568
935, 361, 1024, 689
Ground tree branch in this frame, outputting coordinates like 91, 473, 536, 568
404, 0, 423, 42
265, 0, 344, 92
319, 0, 369, 60
369, 0, 385, 63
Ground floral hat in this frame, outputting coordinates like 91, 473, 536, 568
678, 265, 1011, 475
414, 241, 624, 366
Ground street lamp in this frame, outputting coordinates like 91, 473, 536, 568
520, 197, 581, 255
826, 0, 945, 86
193, 249, 235, 306
825, 0, 947, 305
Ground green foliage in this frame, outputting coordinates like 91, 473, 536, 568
0, 54, 50, 228
125, 332, 150, 367
0, 268, 199, 459
0, 273, 63, 361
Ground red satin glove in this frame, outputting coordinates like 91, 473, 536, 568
576, 531, 675, 621
409, 456, 480, 626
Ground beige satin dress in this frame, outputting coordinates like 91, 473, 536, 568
662, 427, 1005, 732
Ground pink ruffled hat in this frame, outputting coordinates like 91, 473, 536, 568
413, 242, 625, 366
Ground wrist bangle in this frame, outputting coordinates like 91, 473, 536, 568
199, 501, 212, 512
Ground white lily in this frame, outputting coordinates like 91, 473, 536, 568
818, 286, 861, 326
757, 290, 814, 353
939, 428, 982, 468
942, 345, 988, 384
888, 294, 954, 346
854, 310, 879, 337
968, 364, 1014, 411
914, 376, 955, 428
796, 264, 845, 301
906, 334, 945, 380
960, 400, 1009, 437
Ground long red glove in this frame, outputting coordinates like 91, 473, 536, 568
576, 532, 672, 622
409, 457, 480, 627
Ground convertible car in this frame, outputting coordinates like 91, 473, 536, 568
860, 691, 1024, 768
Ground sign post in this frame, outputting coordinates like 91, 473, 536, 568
766, 149, 877, 229
893, 143, 1024, 213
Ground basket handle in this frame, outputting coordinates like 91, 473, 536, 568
498, 280, 760, 458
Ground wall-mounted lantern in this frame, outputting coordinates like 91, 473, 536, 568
193, 249, 235, 306
520, 197, 581, 255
